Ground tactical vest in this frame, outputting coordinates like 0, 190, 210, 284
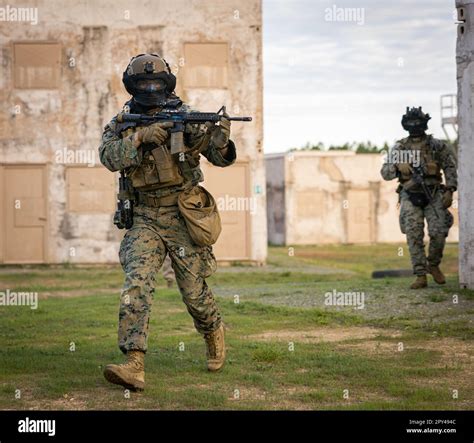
398, 135, 443, 185
116, 123, 205, 195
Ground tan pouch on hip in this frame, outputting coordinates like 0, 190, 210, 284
178, 186, 222, 246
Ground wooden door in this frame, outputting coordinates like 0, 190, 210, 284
1, 165, 47, 263
201, 161, 250, 260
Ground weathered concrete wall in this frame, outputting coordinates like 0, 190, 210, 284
0, 0, 265, 263
266, 151, 459, 246
456, 0, 474, 288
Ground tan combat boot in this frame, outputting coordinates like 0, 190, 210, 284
204, 324, 226, 372
103, 350, 145, 391
429, 266, 446, 285
410, 275, 427, 289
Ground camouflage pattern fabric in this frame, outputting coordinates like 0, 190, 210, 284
380, 135, 457, 190
399, 190, 454, 275
99, 100, 236, 355
161, 254, 175, 283
381, 135, 457, 276
118, 204, 220, 354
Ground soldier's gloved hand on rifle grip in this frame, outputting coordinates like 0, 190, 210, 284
132, 122, 173, 148
442, 189, 453, 208
206, 113, 231, 149
396, 163, 413, 176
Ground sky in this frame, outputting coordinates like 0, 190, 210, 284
262, 0, 458, 153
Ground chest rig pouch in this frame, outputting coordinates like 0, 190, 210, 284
425, 136, 442, 178
399, 136, 441, 182
120, 127, 184, 191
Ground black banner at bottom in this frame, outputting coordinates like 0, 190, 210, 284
0, 410, 472, 442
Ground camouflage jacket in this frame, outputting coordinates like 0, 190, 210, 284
380, 134, 457, 191
98, 101, 236, 196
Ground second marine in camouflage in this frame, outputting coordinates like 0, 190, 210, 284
381, 107, 457, 289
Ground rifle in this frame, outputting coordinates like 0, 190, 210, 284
411, 165, 440, 219
117, 105, 252, 155
113, 170, 134, 229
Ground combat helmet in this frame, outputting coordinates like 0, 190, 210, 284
122, 53, 176, 107
401, 106, 431, 136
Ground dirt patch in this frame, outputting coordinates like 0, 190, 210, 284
227, 386, 267, 402
26, 395, 89, 410
246, 327, 401, 344
340, 337, 473, 361
7, 389, 90, 411
34, 390, 152, 411
270, 385, 398, 409
3, 384, 151, 411
424, 338, 473, 361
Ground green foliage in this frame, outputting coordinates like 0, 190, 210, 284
290, 141, 389, 154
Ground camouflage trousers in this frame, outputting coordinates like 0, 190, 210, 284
399, 189, 454, 276
117, 204, 221, 354
161, 254, 175, 283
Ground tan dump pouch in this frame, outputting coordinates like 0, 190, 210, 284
178, 186, 222, 246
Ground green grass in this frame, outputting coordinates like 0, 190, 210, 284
0, 244, 472, 410
268, 243, 459, 278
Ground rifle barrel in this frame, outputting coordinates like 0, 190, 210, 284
118, 113, 252, 123
228, 117, 252, 121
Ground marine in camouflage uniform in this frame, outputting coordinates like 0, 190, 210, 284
381, 107, 457, 289
99, 54, 233, 390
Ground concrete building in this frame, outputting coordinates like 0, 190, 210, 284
456, 0, 474, 288
0, 0, 266, 264
266, 151, 459, 245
